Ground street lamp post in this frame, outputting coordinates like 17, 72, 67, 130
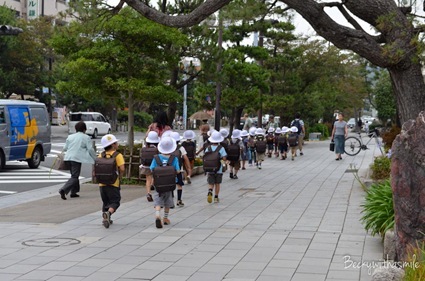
180, 57, 201, 130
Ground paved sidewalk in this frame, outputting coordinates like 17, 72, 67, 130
0, 139, 384, 281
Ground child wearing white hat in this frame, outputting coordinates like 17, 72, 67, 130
277, 127, 290, 160
170, 131, 191, 207
240, 129, 249, 169
288, 126, 300, 161
254, 128, 266, 169
98, 134, 125, 229
274, 128, 282, 157
150, 137, 180, 228
181, 130, 197, 184
140, 131, 160, 202
266, 127, 275, 158
228, 129, 244, 179
247, 127, 257, 166
204, 131, 227, 203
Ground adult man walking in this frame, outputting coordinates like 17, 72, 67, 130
243, 113, 253, 131
290, 113, 305, 156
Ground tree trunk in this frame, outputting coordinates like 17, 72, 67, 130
391, 111, 425, 261
127, 91, 135, 152
388, 65, 425, 124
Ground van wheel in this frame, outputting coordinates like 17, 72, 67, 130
92, 129, 98, 139
28, 147, 42, 168
0, 151, 5, 170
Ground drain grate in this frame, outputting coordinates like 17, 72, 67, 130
22, 238, 81, 247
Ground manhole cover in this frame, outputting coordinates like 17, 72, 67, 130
242, 191, 280, 198
22, 238, 81, 247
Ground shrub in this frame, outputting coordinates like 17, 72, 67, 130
307, 123, 330, 138
361, 179, 394, 237
370, 156, 391, 181
117, 111, 153, 129
194, 157, 203, 166
381, 125, 401, 150
403, 240, 425, 281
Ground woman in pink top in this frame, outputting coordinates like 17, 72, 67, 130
147, 111, 172, 137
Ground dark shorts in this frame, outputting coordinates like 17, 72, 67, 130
207, 173, 223, 185
229, 160, 240, 169
176, 173, 184, 186
99, 185, 121, 212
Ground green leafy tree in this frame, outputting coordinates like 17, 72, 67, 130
373, 71, 396, 126
51, 6, 188, 149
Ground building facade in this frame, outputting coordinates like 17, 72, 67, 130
3, 0, 70, 20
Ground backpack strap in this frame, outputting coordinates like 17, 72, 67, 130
154, 155, 162, 166
167, 155, 175, 166
101, 151, 106, 158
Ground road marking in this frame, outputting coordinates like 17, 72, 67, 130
0, 190, 17, 194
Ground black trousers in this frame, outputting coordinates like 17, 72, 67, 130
60, 161, 81, 195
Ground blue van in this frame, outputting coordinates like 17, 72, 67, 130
0, 100, 51, 170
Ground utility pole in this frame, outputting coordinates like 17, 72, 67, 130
214, 13, 223, 131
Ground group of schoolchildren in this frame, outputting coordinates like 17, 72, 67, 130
95, 122, 304, 230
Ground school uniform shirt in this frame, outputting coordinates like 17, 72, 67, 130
149, 154, 180, 182
64, 132, 97, 164
205, 144, 227, 174
98, 150, 125, 188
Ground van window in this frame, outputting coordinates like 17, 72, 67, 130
70, 113, 93, 122
30, 107, 47, 125
9, 107, 30, 127
0, 107, 5, 124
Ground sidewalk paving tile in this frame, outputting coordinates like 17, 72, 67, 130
0, 138, 385, 280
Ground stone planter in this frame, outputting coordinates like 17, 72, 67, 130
193, 166, 204, 175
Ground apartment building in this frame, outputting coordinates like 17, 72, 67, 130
2, 0, 70, 21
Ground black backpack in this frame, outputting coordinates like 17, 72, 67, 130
140, 145, 158, 166
277, 134, 287, 146
152, 155, 177, 193
227, 140, 241, 161
266, 133, 274, 144
203, 145, 222, 173
292, 119, 303, 135
288, 133, 299, 147
172, 145, 184, 169
220, 139, 229, 153
181, 141, 196, 161
255, 137, 267, 154
94, 151, 120, 185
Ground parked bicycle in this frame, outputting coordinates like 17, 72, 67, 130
344, 128, 384, 156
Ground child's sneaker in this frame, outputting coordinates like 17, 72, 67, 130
102, 211, 111, 228
230, 173, 233, 179
214, 197, 219, 203
177, 200, 184, 207
155, 217, 163, 228
187, 177, 191, 184
146, 193, 153, 202
163, 218, 170, 225
207, 191, 213, 203
233, 175, 238, 179
300, 152, 304, 156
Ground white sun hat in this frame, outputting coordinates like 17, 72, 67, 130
240, 130, 249, 137
145, 131, 160, 144
220, 128, 229, 138
267, 127, 275, 133
162, 130, 172, 138
255, 128, 265, 136
249, 127, 257, 136
208, 130, 224, 143
290, 126, 298, 133
101, 134, 118, 148
170, 131, 183, 143
275, 128, 282, 134
158, 136, 177, 154
183, 130, 196, 140
282, 126, 289, 133
231, 129, 242, 139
